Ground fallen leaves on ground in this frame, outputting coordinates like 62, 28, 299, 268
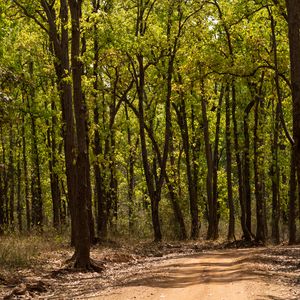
0, 240, 299, 299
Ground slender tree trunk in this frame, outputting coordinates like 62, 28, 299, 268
46, 99, 62, 230
225, 84, 235, 240
27, 76, 43, 229
21, 108, 30, 231
243, 100, 255, 238
137, 54, 162, 242
91, 14, 107, 240
16, 138, 22, 232
212, 85, 224, 239
1, 131, 8, 226
200, 82, 216, 240
271, 102, 280, 244
288, 148, 297, 244
191, 105, 201, 234
253, 89, 266, 244
8, 124, 14, 228
125, 104, 136, 235
232, 82, 251, 240
42, 0, 78, 244
174, 96, 199, 239
0, 145, 4, 234
167, 125, 187, 240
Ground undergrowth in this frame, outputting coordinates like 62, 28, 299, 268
0, 233, 68, 269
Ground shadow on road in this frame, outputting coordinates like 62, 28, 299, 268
116, 249, 269, 289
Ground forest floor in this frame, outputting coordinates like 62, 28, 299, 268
0, 238, 299, 299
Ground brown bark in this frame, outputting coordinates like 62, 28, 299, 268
253, 78, 266, 244
212, 85, 224, 239
46, 99, 62, 230
174, 96, 199, 239
26, 72, 43, 229
16, 142, 22, 233
68, 0, 92, 268
270, 11, 281, 244
232, 82, 251, 240
125, 104, 136, 235
8, 124, 15, 227
288, 148, 297, 244
286, 0, 300, 244
0, 130, 4, 234
225, 84, 235, 241
201, 81, 216, 240
21, 104, 30, 231
243, 99, 255, 238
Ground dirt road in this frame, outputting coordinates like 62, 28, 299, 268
92, 249, 297, 300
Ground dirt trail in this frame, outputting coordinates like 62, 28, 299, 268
92, 249, 296, 300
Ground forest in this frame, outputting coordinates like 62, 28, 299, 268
0, 1, 300, 295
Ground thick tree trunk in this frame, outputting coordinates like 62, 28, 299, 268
286, 0, 300, 244
270, 13, 281, 244
68, 0, 92, 268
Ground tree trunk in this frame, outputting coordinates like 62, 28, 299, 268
232, 82, 251, 240
0, 144, 4, 234
21, 108, 30, 231
243, 100, 255, 238
270, 12, 281, 244
8, 124, 15, 228
125, 104, 136, 235
286, 0, 300, 244
174, 95, 199, 239
271, 102, 280, 244
225, 84, 235, 241
91, 15, 107, 240
1, 131, 8, 226
167, 124, 187, 240
288, 147, 297, 244
16, 139, 22, 232
200, 82, 216, 240
68, 0, 92, 268
27, 75, 43, 229
253, 85, 266, 244
212, 85, 224, 239
46, 99, 62, 230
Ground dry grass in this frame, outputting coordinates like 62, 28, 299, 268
0, 234, 67, 269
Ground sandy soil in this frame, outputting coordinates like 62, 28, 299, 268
91, 249, 298, 300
